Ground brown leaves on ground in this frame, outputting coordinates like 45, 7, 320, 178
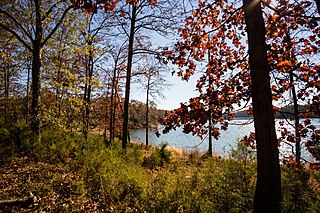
0, 155, 99, 212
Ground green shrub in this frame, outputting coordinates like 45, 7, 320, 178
0, 120, 32, 160
142, 143, 172, 169
282, 166, 320, 213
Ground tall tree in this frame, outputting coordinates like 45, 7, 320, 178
0, 0, 72, 141
243, 0, 281, 211
135, 56, 169, 146
113, 0, 184, 149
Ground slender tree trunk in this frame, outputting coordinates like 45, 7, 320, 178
208, 47, 212, 156
4, 66, 9, 123
290, 72, 301, 164
208, 114, 213, 156
104, 82, 111, 146
55, 40, 65, 119
122, 4, 137, 149
112, 84, 120, 141
243, 1, 282, 212
86, 50, 94, 134
145, 75, 150, 146
107, 61, 118, 146
83, 55, 89, 139
25, 62, 31, 123
83, 42, 94, 140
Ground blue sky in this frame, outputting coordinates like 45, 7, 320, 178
131, 71, 199, 110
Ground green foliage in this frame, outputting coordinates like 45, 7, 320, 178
142, 143, 172, 169
0, 120, 32, 160
282, 166, 320, 213
2, 126, 320, 212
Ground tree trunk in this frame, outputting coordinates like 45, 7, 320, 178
122, 4, 137, 149
243, 1, 282, 212
30, 0, 43, 142
107, 61, 118, 146
290, 71, 301, 164
4, 65, 9, 123
315, 0, 320, 14
83, 57, 88, 139
25, 61, 31, 123
208, 114, 213, 156
208, 47, 212, 156
31, 44, 41, 141
83, 42, 94, 140
86, 50, 94, 136
145, 75, 150, 146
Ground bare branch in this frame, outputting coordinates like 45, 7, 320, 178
0, 9, 33, 41
0, 22, 32, 51
41, 5, 72, 47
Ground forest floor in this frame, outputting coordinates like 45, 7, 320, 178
0, 154, 93, 212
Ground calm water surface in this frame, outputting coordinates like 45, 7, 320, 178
130, 118, 319, 160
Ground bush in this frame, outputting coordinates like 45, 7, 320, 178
142, 143, 172, 169
0, 120, 32, 160
282, 166, 320, 213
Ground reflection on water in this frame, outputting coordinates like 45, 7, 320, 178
130, 118, 319, 161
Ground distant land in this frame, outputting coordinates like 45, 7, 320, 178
234, 105, 318, 118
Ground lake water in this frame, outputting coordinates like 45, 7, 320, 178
131, 118, 320, 161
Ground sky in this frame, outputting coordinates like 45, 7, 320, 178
131, 71, 199, 110
128, 28, 204, 110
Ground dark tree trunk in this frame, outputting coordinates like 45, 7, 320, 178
208, 114, 213, 156
106, 60, 119, 146
4, 66, 9, 123
122, 4, 137, 149
86, 52, 94, 135
83, 41, 94, 140
315, 0, 320, 14
243, 0, 282, 212
31, 44, 41, 141
82, 55, 89, 139
208, 47, 212, 156
145, 76, 150, 146
290, 72, 301, 164
31, 0, 42, 140
30, 0, 43, 142
25, 61, 31, 123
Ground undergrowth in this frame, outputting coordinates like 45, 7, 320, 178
0, 121, 320, 212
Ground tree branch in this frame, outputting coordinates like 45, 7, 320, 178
0, 22, 32, 51
0, 9, 33, 42
41, 5, 72, 47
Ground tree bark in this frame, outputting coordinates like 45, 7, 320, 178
31, 44, 41, 141
107, 59, 119, 146
145, 75, 150, 146
208, 47, 212, 156
25, 61, 31, 123
122, 4, 137, 149
4, 65, 9, 123
290, 71, 301, 164
31, 0, 43, 142
243, 0, 282, 212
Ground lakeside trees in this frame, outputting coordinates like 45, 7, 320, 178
0, 0, 319, 212
159, 0, 319, 211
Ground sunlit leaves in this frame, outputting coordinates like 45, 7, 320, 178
160, 0, 320, 158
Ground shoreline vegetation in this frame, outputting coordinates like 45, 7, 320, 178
1, 125, 320, 212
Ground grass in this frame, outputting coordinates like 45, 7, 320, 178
0, 122, 320, 212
